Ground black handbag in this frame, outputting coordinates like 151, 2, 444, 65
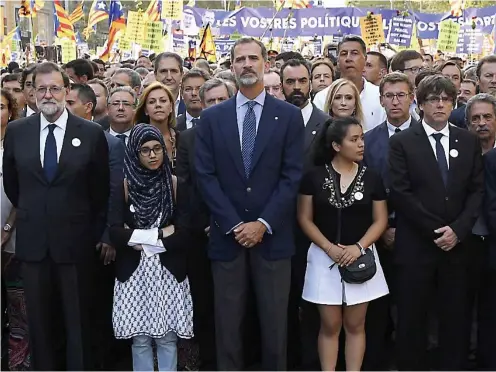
326, 164, 377, 284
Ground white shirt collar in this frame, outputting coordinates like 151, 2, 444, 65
186, 111, 200, 122
301, 101, 313, 127
109, 127, 132, 137
422, 120, 450, 138
236, 89, 266, 109
40, 109, 68, 131
387, 116, 412, 132
26, 105, 36, 116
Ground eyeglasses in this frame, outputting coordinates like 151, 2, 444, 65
382, 92, 411, 101
35, 86, 65, 96
402, 66, 423, 74
139, 145, 164, 157
425, 96, 453, 105
109, 100, 135, 108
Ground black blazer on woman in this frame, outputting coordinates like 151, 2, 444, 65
109, 179, 197, 283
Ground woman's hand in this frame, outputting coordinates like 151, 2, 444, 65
161, 225, 175, 238
133, 245, 143, 251
1, 230, 12, 249
337, 244, 362, 266
324, 243, 343, 262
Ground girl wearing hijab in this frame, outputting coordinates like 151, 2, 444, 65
110, 124, 193, 371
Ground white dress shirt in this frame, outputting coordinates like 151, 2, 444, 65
185, 111, 200, 130
422, 120, 450, 168
174, 96, 181, 115
313, 78, 386, 131
301, 101, 313, 127
387, 117, 412, 138
40, 109, 68, 165
236, 89, 265, 149
26, 105, 36, 116
109, 127, 132, 145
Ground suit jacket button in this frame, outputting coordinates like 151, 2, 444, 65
445, 197, 449, 201
246, 187, 252, 193
385, 188, 390, 194
245, 209, 249, 212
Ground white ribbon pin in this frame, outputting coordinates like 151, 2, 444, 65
450, 149, 459, 158
72, 138, 81, 147
312, 130, 317, 135
354, 191, 364, 200
275, 116, 279, 120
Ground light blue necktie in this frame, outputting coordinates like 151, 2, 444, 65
241, 101, 257, 178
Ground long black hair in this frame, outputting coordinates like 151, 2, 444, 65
313, 116, 362, 166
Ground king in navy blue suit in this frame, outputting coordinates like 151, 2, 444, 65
195, 38, 304, 371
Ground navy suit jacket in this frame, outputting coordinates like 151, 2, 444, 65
449, 105, 467, 129
195, 93, 305, 261
484, 149, 496, 270
99, 132, 125, 245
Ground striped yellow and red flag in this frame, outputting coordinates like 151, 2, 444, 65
54, 0, 76, 41
83, 0, 109, 38
69, 2, 85, 24
99, 0, 126, 61
19, 0, 45, 18
145, 0, 162, 22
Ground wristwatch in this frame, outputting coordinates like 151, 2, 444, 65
3, 223, 12, 232
355, 242, 366, 255
158, 228, 163, 240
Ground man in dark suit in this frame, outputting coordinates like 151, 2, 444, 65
106, 86, 138, 146
88, 79, 110, 130
279, 58, 329, 369
175, 68, 209, 131
363, 72, 419, 370
65, 82, 127, 370
195, 37, 304, 371
176, 77, 235, 370
389, 75, 484, 370
154, 52, 186, 116
2, 62, 110, 370
20, 65, 38, 117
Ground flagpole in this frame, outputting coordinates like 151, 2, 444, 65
260, 0, 286, 40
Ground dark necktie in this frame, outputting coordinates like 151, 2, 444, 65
44, 124, 58, 182
191, 118, 199, 127
241, 101, 257, 178
395, 128, 401, 133
432, 133, 448, 186
116, 134, 127, 143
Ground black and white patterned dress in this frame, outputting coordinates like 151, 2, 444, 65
112, 216, 194, 339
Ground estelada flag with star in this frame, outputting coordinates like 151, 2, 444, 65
199, 23, 216, 63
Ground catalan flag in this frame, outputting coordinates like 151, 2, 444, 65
69, 1, 85, 24
99, 0, 126, 62
145, 0, 162, 22
19, 0, 44, 17
53, 0, 75, 41
83, 0, 109, 38
199, 23, 216, 63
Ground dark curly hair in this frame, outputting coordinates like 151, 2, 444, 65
1, 88, 19, 122
313, 116, 362, 166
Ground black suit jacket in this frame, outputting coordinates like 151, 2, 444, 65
303, 104, 330, 171
484, 148, 496, 270
389, 123, 484, 264
96, 115, 110, 131
3, 111, 110, 263
449, 105, 467, 129
176, 114, 187, 132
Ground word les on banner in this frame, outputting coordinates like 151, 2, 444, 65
127, 11, 145, 44
437, 20, 461, 52
61, 38, 77, 63
162, 0, 183, 20
359, 14, 385, 47
142, 21, 163, 52
388, 15, 414, 47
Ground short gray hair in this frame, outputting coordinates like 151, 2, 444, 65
465, 93, 496, 124
230, 37, 268, 64
113, 68, 141, 89
199, 78, 235, 102
108, 86, 138, 106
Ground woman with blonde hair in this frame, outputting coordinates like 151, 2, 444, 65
134, 82, 179, 171
323, 79, 365, 130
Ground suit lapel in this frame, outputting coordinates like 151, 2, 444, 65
27, 114, 47, 184
304, 105, 320, 153
222, 99, 246, 180
250, 95, 278, 172
53, 114, 82, 183
413, 124, 446, 187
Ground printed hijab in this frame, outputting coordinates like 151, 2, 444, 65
124, 123, 174, 228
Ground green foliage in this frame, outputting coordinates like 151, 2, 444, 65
347, 0, 495, 12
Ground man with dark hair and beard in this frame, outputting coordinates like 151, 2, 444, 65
280, 58, 330, 370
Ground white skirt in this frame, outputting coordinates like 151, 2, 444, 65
302, 242, 389, 306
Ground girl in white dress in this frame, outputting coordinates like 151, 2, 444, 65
298, 117, 389, 371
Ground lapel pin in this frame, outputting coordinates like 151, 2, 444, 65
354, 191, 364, 200
72, 138, 81, 147
275, 116, 279, 120
312, 130, 317, 135
455, 139, 459, 143
450, 149, 459, 158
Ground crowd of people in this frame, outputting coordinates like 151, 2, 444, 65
1, 34, 496, 371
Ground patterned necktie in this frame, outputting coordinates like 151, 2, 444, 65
116, 134, 127, 143
44, 124, 58, 182
191, 118, 199, 127
241, 101, 257, 178
432, 133, 448, 186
